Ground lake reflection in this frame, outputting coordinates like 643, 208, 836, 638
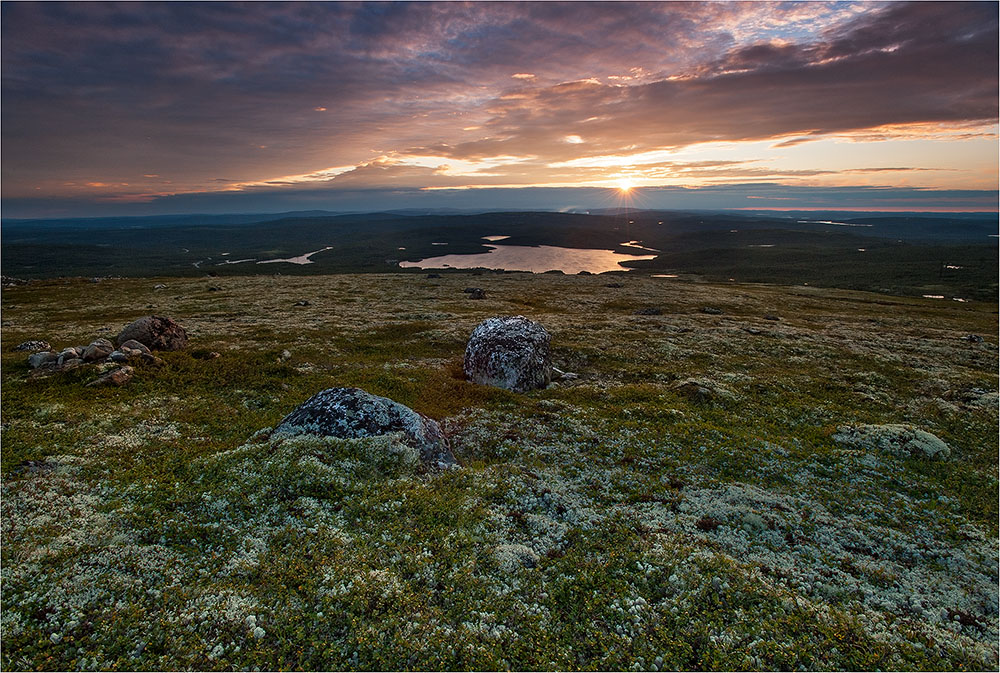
398, 244, 657, 273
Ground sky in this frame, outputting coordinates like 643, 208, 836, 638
2, 1, 997, 218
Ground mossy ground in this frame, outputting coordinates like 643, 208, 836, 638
2, 273, 997, 671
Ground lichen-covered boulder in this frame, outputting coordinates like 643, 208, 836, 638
833, 424, 951, 460
274, 387, 455, 468
464, 315, 552, 392
116, 315, 188, 351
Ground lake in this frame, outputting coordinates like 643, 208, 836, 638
398, 243, 657, 273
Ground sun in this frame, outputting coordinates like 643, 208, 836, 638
616, 178, 634, 193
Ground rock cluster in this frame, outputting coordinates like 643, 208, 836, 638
832, 424, 951, 460
275, 387, 455, 468
116, 315, 188, 351
24, 315, 184, 385
464, 315, 552, 392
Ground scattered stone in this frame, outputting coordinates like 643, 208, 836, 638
464, 315, 552, 392
633, 307, 662, 315
293, 300, 311, 306
701, 307, 723, 315
1, 275, 28, 287
832, 424, 951, 460
108, 350, 130, 363
426, 273, 441, 279
494, 544, 539, 573
672, 379, 718, 403
279, 350, 292, 361
764, 314, 781, 321
604, 282, 625, 288
153, 284, 167, 290
275, 387, 455, 467
119, 339, 152, 355
59, 358, 85, 371
467, 288, 486, 299
208, 286, 222, 292
57, 347, 81, 364
13, 340, 50, 352
27, 351, 58, 369
82, 338, 115, 362
117, 315, 188, 351
743, 327, 763, 335
87, 365, 134, 387
961, 334, 984, 343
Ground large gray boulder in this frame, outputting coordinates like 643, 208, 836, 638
116, 315, 188, 351
274, 387, 455, 468
833, 424, 951, 460
463, 316, 552, 392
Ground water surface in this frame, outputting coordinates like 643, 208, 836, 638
399, 244, 656, 273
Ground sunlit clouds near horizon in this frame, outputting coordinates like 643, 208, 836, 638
2, 1, 997, 217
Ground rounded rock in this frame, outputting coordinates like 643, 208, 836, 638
463, 315, 552, 392
116, 315, 188, 351
274, 387, 455, 467
832, 424, 951, 460
82, 338, 115, 362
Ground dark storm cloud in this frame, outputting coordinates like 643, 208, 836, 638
408, 1, 998, 161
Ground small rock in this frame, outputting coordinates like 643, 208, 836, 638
87, 365, 134, 387
604, 282, 625, 288
743, 327, 763, 335
293, 300, 311, 307
426, 273, 442, 279
279, 350, 292, 361
59, 358, 85, 371
701, 307, 723, 315
764, 314, 781, 321
832, 424, 951, 460
82, 338, 115, 362
275, 387, 455, 467
633, 307, 662, 315
27, 351, 58, 368
961, 334, 984, 343
673, 379, 716, 403
464, 315, 552, 392
208, 286, 222, 292
108, 350, 130, 363
117, 315, 188, 351
13, 340, 50, 352
119, 339, 152, 354
153, 284, 167, 290
469, 288, 486, 299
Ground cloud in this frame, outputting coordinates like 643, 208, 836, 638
1, 1, 996, 216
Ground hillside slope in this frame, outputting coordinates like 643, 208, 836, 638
2, 273, 997, 670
